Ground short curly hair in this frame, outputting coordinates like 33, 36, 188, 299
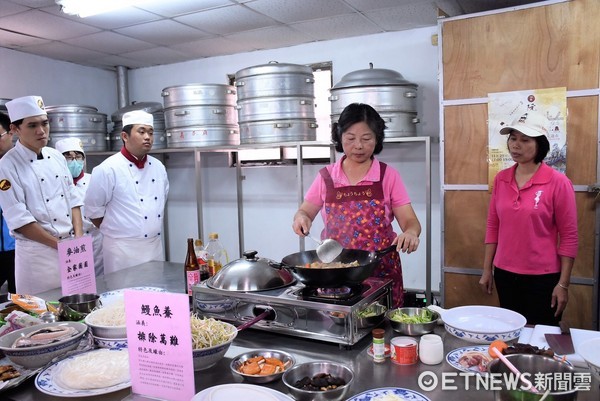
331, 103, 386, 154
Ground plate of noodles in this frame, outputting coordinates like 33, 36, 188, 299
346, 387, 431, 401
99, 287, 166, 307
35, 348, 130, 397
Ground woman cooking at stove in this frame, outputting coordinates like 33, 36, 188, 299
479, 111, 578, 326
292, 103, 421, 308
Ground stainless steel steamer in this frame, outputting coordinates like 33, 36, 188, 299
235, 62, 317, 144
46, 105, 108, 152
161, 83, 239, 148
110, 102, 167, 151
329, 65, 419, 137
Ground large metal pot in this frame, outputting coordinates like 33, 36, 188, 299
330, 64, 419, 137
161, 84, 236, 108
207, 250, 295, 292
235, 62, 314, 99
278, 246, 396, 288
166, 126, 239, 147
46, 105, 108, 152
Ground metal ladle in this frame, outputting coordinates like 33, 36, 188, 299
302, 229, 344, 263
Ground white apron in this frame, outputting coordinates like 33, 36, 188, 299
102, 235, 164, 274
15, 239, 60, 294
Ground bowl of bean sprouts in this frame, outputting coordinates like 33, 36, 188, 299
191, 315, 238, 371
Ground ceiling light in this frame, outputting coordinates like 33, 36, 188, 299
56, 0, 151, 18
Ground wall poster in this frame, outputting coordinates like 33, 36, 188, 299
487, 87, 568, 190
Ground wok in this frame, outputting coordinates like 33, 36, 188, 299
277, 245, 396, 287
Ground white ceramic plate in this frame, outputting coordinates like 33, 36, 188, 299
446, 346, 492, 375
0, 356, 41, 393
192, 383, 293, 401
99, 287, 166, 307
35, 349, 130, 397
346, 387, 431, 401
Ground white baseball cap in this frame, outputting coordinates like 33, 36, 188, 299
122, 110, 153, 128
499, 111, 549, 138
6, 95, 47, 123
55, 137, 85, 155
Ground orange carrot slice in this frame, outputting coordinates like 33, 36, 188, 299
488, 340, 508, 358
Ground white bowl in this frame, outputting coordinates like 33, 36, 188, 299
577, 338, 600, 381
193, 323, 237, 371
84, 309, 127, 339
0, 322, 87, 369
92, 335, 128, 350
428, 305, 526, 344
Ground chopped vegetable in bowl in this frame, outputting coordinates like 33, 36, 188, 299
388, 308, 434, 324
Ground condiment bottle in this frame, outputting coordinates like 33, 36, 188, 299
184, 238, 200, 297
204, 232, 228, 276
372, 328, 386, 363
194, 239, 210, 280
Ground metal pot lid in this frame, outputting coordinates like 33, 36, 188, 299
111, 102, 163, 121
45, 104, 100, 113
332, 63, 417, 89
235, 61, 313, 79
207, 250, 295, 292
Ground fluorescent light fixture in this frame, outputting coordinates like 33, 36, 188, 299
56, 0, 151, 18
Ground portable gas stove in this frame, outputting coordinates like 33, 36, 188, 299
192, 277, 393, 346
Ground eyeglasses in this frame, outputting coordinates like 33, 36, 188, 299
64, 153, 84, 161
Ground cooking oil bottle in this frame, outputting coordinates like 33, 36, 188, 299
204, 232, 228, 276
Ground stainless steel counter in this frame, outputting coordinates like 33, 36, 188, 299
4, 261, 599, 400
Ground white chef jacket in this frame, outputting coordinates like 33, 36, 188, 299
75, 173, 103, 277
84, 152, 169, 273
0, 141, 82, 294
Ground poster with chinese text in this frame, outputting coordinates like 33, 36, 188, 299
125, 290, 195, 401
58, 235, 96, 295
487, 87, 567, 190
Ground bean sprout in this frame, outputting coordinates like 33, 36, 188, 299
190, 315, 236, 349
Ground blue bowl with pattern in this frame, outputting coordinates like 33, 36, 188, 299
0, 322, 87, 369
92, 335, 128, 350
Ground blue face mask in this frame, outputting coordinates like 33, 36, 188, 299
67, 160, 84, 178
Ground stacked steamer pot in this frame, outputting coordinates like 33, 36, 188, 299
110, 102, 167, 151
329, 64, 419, 137
235, 61, 317, 144
161, 84, 239, 148
46, 105, 109, 152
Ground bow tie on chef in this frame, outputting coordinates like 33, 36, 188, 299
120, 110, 154, 169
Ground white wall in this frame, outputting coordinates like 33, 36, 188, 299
0, 47, 117, 115
129, 26, 441, 293
0, 26, 442, 294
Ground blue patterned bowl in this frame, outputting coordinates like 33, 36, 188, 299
92, 335, 128, 350
428, 305, 526, 344
0, 322, 87, 369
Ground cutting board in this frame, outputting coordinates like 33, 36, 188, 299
544, 334, 575, 355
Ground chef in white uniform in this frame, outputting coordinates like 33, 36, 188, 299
0, 96, 83, 294
55, 137, 104, 277
84, 110, 169, 274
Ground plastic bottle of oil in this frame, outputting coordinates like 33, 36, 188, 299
204, 232, 228, 276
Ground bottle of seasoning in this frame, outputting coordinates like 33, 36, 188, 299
372, 328, 386, 363
205, 232, 228, 277
194, 239, 210, 280
184, 238, 200, 297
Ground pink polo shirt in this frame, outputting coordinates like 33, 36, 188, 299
485, 163, 578, 275
305, 157, 411, 236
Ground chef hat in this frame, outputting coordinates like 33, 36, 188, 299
6, 95, 47, 123
55, 137, 85, 156
499, 111, 549, 138
122, 110, 153, 128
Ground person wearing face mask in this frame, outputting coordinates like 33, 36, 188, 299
54, 138, 103, 277
0, 96, 83, 294
84, 110, 169, 274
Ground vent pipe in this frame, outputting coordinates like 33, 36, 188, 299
116, 65, 129, 109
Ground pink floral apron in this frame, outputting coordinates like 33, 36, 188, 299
320, 162, 404, 307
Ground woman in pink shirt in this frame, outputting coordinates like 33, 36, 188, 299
292, 103, 421, 307
480, 111, 578, 326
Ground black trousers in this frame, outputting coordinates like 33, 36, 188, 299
0, 250, 16, 294
494, 267, 561, 326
